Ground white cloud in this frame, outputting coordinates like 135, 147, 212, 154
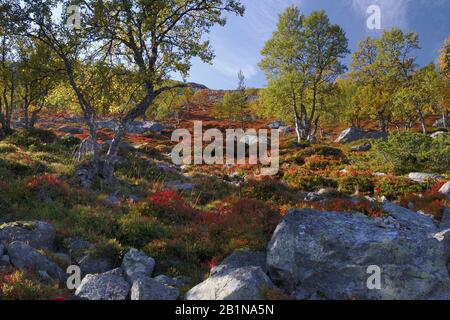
214, 59, 257, 79
244, 0, 302, 40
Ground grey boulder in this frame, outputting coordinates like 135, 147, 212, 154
121, 248, 155, 284
78, 254, 114, 277
407, 172, 444, 183
7, 241, 65, 282
131, 278, 179, 300
0, 221, 56, 250
267, 208, 450, 300
267, 121, 285, 129
335, 127, 387, 144
75, 268, 130, 300
211, 250, 267, 276
185, 266, 273, 300
127, 121, 165, 134
433, 118, 450, 127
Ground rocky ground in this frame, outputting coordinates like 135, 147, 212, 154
0, 99, 449, 300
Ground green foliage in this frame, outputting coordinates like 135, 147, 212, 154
374, 176, 428, 200
89, 239, 125, 266
283, 168, 338, 191
259, 6, 349, 140
215, 90, 248, 121
244, 178, 296, 205
372, 131, 450, 174
338, 173, 374, 195
118, 209, 168, 248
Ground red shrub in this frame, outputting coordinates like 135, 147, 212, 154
27, 174, 70, 200
147, 189, 196, 223
400, 190, 448, 220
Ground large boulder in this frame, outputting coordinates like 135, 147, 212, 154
185, 266, 273, 300
267, 208, 450, 300
433, 118, 450, 127
0, 221, 56, 250
74, 268, 130, 300
130, 278, 179, 300
7, 241, 65, 282
439, 181, 450, 199
78, 254, 114, 277
121, 249, 155, 284
127, 121, 165, 134
335, 127, 388, 144
381, 199, 438, 233
407, 172, 444, 183
210, 250, 267, 276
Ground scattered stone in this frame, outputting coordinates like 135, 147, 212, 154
407, 172, 444, 183
432, 118, 450, 127
164, 180, 194, 192
185, 266, 273, 300
58, 126, 84, 134
267, 121, 285, 129
7, 241, 65, 282
154, 274, 176, 287
373, 172, 387, 177
430, 131, 447, 139
127, 121, 165, 134
335, 127, 388, 144
75, 268, 130, 300
0, 221, 56, 250
131, 278, 179, 300
439, 181, 450, 199
267, 208, 450, 300
351, 143, 372, 152
277, 126, 293, 135
121, 248, 155, 284
78, 254, 114, 277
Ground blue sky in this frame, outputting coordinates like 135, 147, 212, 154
181, 0, 450, 90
